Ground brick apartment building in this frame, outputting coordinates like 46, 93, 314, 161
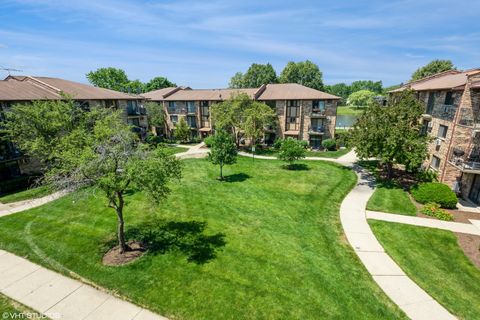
143, 83, 340, 148
392, 69, 480, 205
0, 75, 146, 181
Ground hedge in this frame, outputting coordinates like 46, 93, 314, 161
410, 182, 457, 209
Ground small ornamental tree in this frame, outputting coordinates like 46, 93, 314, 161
211, 93, 250, 146
175, 117, 191, 143
242, 102, 276, 146
207, 130, 237, 180
145, 102, 166, 135
349, 90, 429, 179
278, 138, 306, 169
5, 100, 182, 254
347, 90, 376, 108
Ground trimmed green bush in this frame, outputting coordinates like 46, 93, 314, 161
204, 135, 214, 148
322, 138, 337, 151
411, 182, 457, 209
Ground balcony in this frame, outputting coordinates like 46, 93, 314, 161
449, 147, 480, 172
308, 126, 326, 135
311, 109, 327, 117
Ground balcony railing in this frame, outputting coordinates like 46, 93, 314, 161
449, 147, 480, 172
308, 126, 326, 133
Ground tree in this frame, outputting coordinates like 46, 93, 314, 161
144, 77, 176, 92
349, 90, 429, 179
86, 67, 130, 92
350, 80, 383, 94
277, 138, 306, 168
174, 117, 191, 143
241, 102, 276, 146
279, 60, 323, 90
229, 63, 277, 88
207, 130, 237, 180
324, 83, 351, 104
125, 79, 145, 94
5, 100, 182, 253
411, 60, 456, 81
228, 72, 245, 89
145, 102, 166, 134
210, 93, 250, 146
348, 90, 376, 107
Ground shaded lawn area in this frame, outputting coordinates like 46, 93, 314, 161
370, 220, 480, 320
248, 147, 351, 159
366, 183, 417, 216
0, 158, 405, 320
164, 145, 189, 155
0, 185, 51, 204
337, 106, 366, 115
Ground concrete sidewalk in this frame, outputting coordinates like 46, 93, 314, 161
0, 250, 167, 320
340, 166, 456, 320
0, 191, 68, 218
367, 210, 480, 235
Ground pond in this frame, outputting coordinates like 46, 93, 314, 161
336, 115, 359, 129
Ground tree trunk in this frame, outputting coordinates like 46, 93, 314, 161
220, 163, 223, 180
115, 191, 129, 253
385, 162, 394, 180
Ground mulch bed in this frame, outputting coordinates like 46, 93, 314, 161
456, 233, 480, 268
102, 241, 145, 266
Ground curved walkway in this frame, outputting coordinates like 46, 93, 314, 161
340, 166, 456, 320
0, 191, 67, 218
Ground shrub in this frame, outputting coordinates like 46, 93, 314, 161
273, 138, 283, 150
415, 168, 438, 182
145, 134, 163, 146
421, 203, 454, 221
204, 135, 214, 148
322, 138, 337, 151
335, 132, 349, 148
411, 182, 457, 209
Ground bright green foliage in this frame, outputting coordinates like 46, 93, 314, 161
279, 60, 323, 90
144, 76, 176, 92
145, 101, 166, 130
350, 80, 383, 94
349, 90, 429, 179
348, 90, 376, 107
411, 182, 457, 209
228, 63, 277, 88
0, 158, 406, 319
4, 99, 182, 253
278, 138, 306, 168
86, 67, 130, 92
411, 60, 456, 81
207, 130, 237, 179
241, 101, 276, 146
87, 67, 175, 93
370, 220, 480, 319
421, 203, 454, 221
367, 183, 417, 216
324, 83, 351, 104
321, 138, 336, 151
174, 117, 191, 143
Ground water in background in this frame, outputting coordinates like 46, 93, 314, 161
336, 114, 359, 129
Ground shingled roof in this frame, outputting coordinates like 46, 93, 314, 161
144, 83, 339, 101
1, 76, 141, 101
390, 69, 480, 92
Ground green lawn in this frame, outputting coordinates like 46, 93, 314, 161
164, 145, 189, 155
0, 185, 51, 204
366, 183, 417, 216
370, 220, 480, 319
0, 293, 42, 318
0, 158, 405, 319
337, 106, 366, 115
249, 147, 351, 159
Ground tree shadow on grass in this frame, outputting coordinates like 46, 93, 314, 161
223, 173, 251, 183
282, 163, 310, 171
125, 220, 226, 264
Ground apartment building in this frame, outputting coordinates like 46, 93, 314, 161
0, 75, 146, 181
392, 69, 480, 204
143, 83, 340, 148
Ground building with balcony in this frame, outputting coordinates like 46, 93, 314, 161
143, 83, 340, 147
0, 75, 146, 182
392, 68, 480, 205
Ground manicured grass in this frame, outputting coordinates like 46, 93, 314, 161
370, 220, 480, 319
249, 147, 351, 159
0, 185, 51, 204
366, 183, 417, 216
337, 106, 366, 115
164, 146, 189, 155
0, 158, 405, 319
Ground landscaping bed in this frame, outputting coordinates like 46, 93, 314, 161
370, 220, 480, 319
0, 158, 405, 319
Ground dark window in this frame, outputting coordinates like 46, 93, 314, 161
311, 118, 325, 132
431, 155, 441, 169
426, 92, 435, 114
128, 118, 140, 127
75, 100, 90, 111
168, 101, 177, 113
312, 100, 325, 112
170, 115, 178, 124
437, 125, 448, 138
265, 101, 276, 109
187, 115, 196, 128
310, 136, 322, 149
187, 101, 196, 113
444, 91, 454, 105
200, 101, 209, 127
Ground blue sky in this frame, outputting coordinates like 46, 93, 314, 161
0, 0, 479, 88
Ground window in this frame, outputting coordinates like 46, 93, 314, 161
170, 115, 178, 124
266, 101, 276, 110
75, 100, 90, 111
310, 136, 322, 149
312, 100, 325, 112
426, 92, 435, 114
187, 101, 196, 113
168, 101, 177, 113
128, 118, 140, 127
444, 91, 454, 105
200, 101, 210, 127
187, 115, 196, 128
311, 118, 325, 132
437, 125, 448, 138
431, 155, 441, 169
